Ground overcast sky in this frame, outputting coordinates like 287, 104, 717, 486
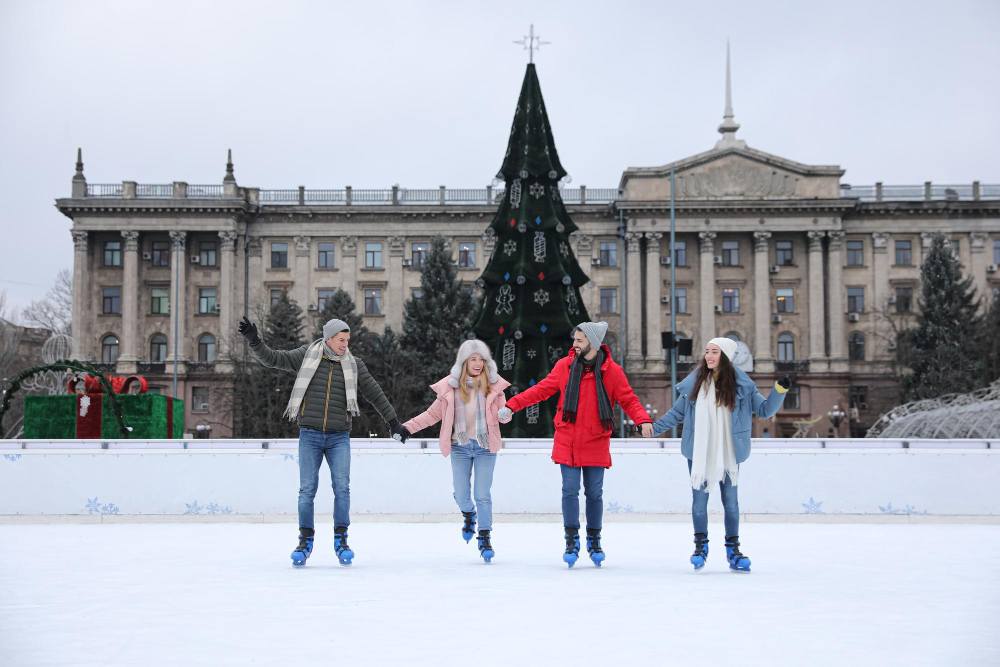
1, 0, 998, 318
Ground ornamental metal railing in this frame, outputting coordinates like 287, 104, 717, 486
841, 182, 999, 202
187, 184, 223, 198
136, 184, 173, 198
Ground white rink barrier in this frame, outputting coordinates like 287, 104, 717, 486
1, 439, 997, 518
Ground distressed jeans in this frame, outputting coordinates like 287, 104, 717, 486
297, 427, 351, 529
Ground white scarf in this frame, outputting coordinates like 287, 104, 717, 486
454, 379, 489, 448
282, 340, 359, 421
690, 375, 739, 490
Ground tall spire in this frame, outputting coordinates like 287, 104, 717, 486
223, 148, 236, 183
73, 147, 86, 182
715, 41, 746, 150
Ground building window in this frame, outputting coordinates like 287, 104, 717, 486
270, 289, 284, 307
198, 288, 217, 314
150, 334, 167, 362
604, 332, 619, 356
850, 385, 869, 410
200, 241, 217, 267
599, 241, 618, 267
318, 242, 335, 269
847, 287, 865, 313
777, 333, 795, 361
364, 289, 382, 315
846, 240, 863, 266
317, 289, 334, 311
198, 334, 216, 362
849, 332, 866, 361
458, 242, 476, 268
776, 288, 794, 313
147, 386, 164, 395
673, 241, 687, 267
895, 287, 913, 313
994, 240, 1000, 265
783, 386, 801, 410
271, 242, 288, 268
776, 240, 793, 266
365, 243, 382, 269
674, 288, 687, 314
101, 335, 119, 363
894, 240, 912, 266
411, 288, 423, 299
102, 287, 121, 314
952, 239, 960, 257
411, 243, 428, 268
721, 241, 739, 266
600, 288, 618, 314
192, 386, 210, 412
725, 332, 741, 342
722, 287, 739, 313
151, 287, 169, 315
151, 241, 170, 267
103, 240, 122, 267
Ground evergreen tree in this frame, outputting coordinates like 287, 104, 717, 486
904, 233, 983, 400
361, 326, 423, 437
400, 235, 477, 407
315, 288, 371, 357
979, 292, 1000, 386
471, 63, 591, 437
233, 291, 306, 438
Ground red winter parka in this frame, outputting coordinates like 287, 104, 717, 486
505, 345, 651, 468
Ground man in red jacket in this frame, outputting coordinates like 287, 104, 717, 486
501, 321, 652, 568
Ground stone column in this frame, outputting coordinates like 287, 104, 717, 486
117, 230, 140, 372
644, 232, 663, 367
827, 231, 847, 370
292, 235, 312, 311
167, 231, 188, 368
218, 230, 238, 366
969, 232, 990, 312
753, 231, 774, 371
71, 230, 89, 359
871, 232, 891, 358
340, 236, 359, 307
698, 231, 717, 348
247, 237, 263, 310
625, 232, 643, 365
387, 236, 405, 332
807, 231, 827, 366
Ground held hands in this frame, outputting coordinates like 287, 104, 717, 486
497, 407, 512, 421
389, 419, 410, 443
238, 316, 260, 345
640, 423, 654, 438
777, 375, 792, 390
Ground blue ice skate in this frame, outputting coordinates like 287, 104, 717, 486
726, 536, 751, 573
461, 511, 477, 543
334, 526, 354, 566
477, 530, 494, 564
291, 527, 315, 567
690, 533, 709, 572
586, 529, 605, 567
563, 528, 581, 568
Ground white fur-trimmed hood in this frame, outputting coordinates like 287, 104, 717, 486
447, 339, 500, 387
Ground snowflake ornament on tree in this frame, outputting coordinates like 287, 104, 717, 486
533, 289, 550, 306
559, 241, 569, 258
503, 239, 518, 256
529, 182, 546, 199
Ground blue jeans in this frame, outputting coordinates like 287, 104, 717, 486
298, 427, 351, 530
687, 458, 740, 537
560, 464, 605, 531
450, 442, 497, 531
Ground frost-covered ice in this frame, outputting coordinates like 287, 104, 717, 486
1, 522, 998, 667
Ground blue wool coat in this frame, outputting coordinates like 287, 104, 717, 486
651, 367, 787, 463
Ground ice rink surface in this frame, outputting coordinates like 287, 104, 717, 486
2, 521, 998, 667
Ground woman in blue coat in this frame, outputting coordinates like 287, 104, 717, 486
650, 337, 791, 572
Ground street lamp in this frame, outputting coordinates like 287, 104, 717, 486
645, 402, 658, 424
827, 404, 846, 437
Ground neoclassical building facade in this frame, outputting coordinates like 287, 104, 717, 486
57, 116, 1000, 438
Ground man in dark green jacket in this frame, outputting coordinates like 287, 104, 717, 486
239, 315, 410, 567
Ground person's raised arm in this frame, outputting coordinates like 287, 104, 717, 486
241, 316, 309, 373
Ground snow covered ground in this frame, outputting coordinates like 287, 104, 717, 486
2, 521, 998, 667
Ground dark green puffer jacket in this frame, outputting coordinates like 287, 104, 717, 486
249, 340, 396, 432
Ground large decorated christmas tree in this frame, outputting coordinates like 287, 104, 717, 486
473, 63, 591, 437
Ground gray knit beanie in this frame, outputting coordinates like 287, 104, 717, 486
573, 321, 609, 350
323, 318, 350, 340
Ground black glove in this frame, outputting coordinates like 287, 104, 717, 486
777, 375, 792, 390
389, 419, 410, 443
238, 316, 260, 345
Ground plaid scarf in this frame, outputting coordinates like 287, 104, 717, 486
454, 380, 489, 448
283, 339, 359, 421
562, 350, 615, 431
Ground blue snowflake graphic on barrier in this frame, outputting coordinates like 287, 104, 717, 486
282, 454, 298, 463
184, 500, 233, 515
607, 501, 634, 514
3, 453, 22, 462
879, 502, 929, 515
802, 498, 825, 514
85, 497, 120, 515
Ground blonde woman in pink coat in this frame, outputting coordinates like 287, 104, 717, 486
403, 339, 511, 563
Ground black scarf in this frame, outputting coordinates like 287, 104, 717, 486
562, 349, 616, 431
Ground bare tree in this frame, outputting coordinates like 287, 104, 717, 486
21, 269, 73, 335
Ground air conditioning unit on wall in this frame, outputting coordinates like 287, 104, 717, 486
190, 255, 200, 264
308, 304, 318, 311
888, 296, 897, 304
591, 258, 601, 266
713, 256, 723, 265
987, 264, 998, 273
142, 252, 152, 260
848, 312, 860, 322
888, 341, 898, 350
769, 265, 780, 274
772, 314, 782, 323
714, 305, 723, 313
660, 256, 671, 265
660, 296, 670, 304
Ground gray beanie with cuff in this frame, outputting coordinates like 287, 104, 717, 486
323, 318, 351, 340
573, 321, 609, 350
